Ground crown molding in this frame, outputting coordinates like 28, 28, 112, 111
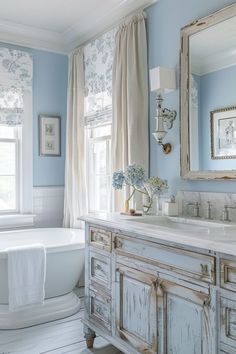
65, 0, 158, 51
0, 19, 67, 54
0, 0, 158, 54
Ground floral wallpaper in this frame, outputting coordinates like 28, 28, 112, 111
84, 28, 116, 126
0, 48, 33, 89
0, 48, 33, 125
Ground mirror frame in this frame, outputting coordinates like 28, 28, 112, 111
180, 3, 236, 180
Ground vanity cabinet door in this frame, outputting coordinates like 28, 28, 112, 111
158, 279, 216, 354
220, 296, 236, 351
115, 265, 158, 354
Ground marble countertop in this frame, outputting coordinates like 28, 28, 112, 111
80, 212, 236, 257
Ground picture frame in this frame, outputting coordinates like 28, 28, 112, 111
211, 106, 236, 159
39, 115, 61, 156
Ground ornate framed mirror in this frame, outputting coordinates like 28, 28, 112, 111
180, 3, 236, 179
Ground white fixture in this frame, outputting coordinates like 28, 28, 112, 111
0, 228, 84, 329
150, 66, 176, 154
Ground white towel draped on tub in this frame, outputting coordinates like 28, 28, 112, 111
7, 244, 46, 311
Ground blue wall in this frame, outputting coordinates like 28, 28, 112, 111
146, 0, 236, 195
0, 43, 68, 187
33, 50, 68, 186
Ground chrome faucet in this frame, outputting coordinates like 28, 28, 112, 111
187, 201, 201, 217
205, 201, 213, 220
221, 204, 236, 222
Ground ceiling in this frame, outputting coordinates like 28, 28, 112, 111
0, 0, 157, 53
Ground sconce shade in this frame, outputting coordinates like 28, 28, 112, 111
150, 67, 176, 94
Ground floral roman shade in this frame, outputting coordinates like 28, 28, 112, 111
0, 48, 33, 125
84, 28, 116, 127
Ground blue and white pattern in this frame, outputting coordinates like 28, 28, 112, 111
0, 48, 33, 125
0, 48, 33, 90
84, 28, 116, 126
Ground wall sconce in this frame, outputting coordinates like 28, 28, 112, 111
150, 66, 177, 154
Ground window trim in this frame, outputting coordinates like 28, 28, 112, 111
0, 91, 33, 226
86, 124, 112, 213
0, 135, 19, 213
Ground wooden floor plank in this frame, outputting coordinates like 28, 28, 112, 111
0, 312, 123, 354
0, 319, 84, 352
0, 290, 122, 354
42, 337, 122, 354
0, 313, 83, 342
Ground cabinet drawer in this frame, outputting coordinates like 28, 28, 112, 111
89, 288, 111, 331
113, 234, 215, 283
89, 250, 111, 289
221, 259, 236, 292
89, 227, 111, 252
220, 296, 236, 350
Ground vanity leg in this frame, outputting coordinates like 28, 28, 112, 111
84, 325, 96, 349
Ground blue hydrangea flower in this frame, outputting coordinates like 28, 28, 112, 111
124, 164, 146, 189
112, 171, 125, 190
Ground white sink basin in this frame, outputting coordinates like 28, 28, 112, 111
126, 215, 236, 238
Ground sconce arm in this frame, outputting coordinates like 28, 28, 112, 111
162, 108, 177, 129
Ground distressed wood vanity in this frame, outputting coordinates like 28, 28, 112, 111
81, 213, 236, 354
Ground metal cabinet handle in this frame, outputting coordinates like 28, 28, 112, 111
200, 264, 209, 276
95, 264, 102, 270
96, 306, 104, 317
113, 238, 123, 249
152, 279, 164, 296
94, 232, 103, 242
94, 263, 106, 275
203, 295, 211, 308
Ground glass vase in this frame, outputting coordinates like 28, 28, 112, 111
155, 192, 162, 215
142, 194, 153, 215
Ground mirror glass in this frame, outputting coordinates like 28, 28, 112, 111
188, 15, 236, 173
181, 4, 236, 179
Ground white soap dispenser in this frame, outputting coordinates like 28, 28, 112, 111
162, 195, 179, 216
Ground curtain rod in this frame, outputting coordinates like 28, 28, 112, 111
72, 0, 156, 51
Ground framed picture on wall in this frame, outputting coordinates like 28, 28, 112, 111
211, 106, 236, 159
39, 115, 61, 156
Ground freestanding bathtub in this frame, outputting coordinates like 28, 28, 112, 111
0, 227, 85, 329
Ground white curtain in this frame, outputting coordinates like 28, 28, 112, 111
112, 12, 149, 210
63, 48, 88, 228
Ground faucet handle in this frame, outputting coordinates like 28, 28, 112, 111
222, 205, 230, 222
205, 201, 213, 220
187, 201, 200, 206
186, 201, 201, 217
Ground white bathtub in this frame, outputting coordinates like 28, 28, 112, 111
0, 227, 85, 329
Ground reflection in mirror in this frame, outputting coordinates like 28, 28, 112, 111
189, 16, 236, 172
181, 4, 236, 179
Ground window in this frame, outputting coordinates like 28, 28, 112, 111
0, 48, 33, 224
84, 29, 116, 212
86, 125, 111, 212
0, 126, 20, 212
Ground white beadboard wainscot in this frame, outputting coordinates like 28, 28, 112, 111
33, 186, 64, 227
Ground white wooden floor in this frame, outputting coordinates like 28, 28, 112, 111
0, 290, 123, 354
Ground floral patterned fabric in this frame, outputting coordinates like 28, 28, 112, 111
0, 86, 24, 125
84, 28, 116, 126
0, 48, 33, 125
0, 48, 33, 89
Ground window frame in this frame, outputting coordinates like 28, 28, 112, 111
86, 124, 112, 213
0, 128, 20, 213
0, 90, 33, 227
